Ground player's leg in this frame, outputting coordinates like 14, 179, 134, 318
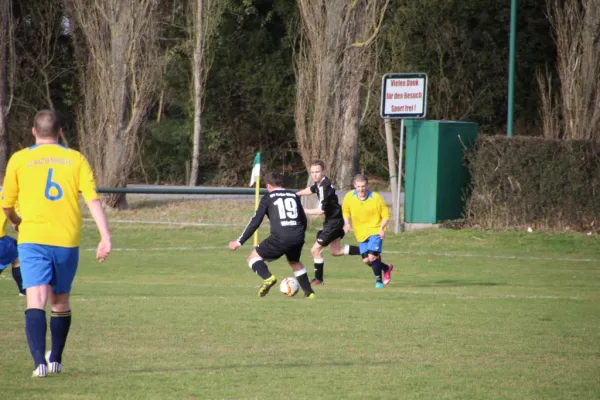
250, 238, 280, 297
329, 225, 360, 257
47, 246, 79, 374
364, 236, 391, 286
286, 243, 315, 298
19, 244, 55, 377
310, 240, 325, 285
0, 236, 23, 295
12, 261, 26, 296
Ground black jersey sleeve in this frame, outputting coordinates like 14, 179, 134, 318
237, 195, 269, 245
310, 184, 318, 194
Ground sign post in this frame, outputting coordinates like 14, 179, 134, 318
380, 73, 428, 233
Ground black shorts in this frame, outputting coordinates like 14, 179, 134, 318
256, 236, 304, 263
316, 220, 345, 247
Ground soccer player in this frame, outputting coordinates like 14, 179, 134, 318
342, 174, 394, 288
229, 171, 315, 299
0, 187, 24, 296
296, 160, 360, 285
1, 110, 112, 378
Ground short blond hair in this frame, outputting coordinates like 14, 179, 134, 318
34, 110, 61, 138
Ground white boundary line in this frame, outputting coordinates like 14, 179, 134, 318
84, 218, 237, 227
80, 246, 600, 263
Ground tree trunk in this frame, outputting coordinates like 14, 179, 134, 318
0, 0, 11, 180
66, 0, 163, 209
295, 0, 388, 187
189, 0, 204, 187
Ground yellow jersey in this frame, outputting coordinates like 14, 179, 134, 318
342, 190, 390, 242
1, 144, 99, 247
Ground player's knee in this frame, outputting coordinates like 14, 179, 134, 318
311, 246, 321, 258
51, 295, 70, 312
247, 256, 263, 268
361, 257, 370, 264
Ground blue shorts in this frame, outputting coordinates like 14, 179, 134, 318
358, 235, 384, 256
18, 244, 79, 293
0, 236, 18, 271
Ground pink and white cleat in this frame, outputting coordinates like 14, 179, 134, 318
383, 264, 394, 286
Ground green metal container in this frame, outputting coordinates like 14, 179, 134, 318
404, 120, 479, 223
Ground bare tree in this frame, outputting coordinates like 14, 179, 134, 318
542, 0, 600, 140
189, 0, 224, 186
295, 0, 388, 188
66, 0, 164, 208
0, 0, 15, 180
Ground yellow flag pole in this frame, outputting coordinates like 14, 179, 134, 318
253, 173, 260, 247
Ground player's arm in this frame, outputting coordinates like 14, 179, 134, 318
233, 196, 268, 247
1, 155, 22, 230
296, 187, 312, 197
79, 155, 112, 262
87, 199, 112, 262
3, 207, 21, 231
376, 193, 390, 239
304, 208, 324, 216
342, 194, 352, 233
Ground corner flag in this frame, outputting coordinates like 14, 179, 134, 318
249, 153, 261, 187
250, 152, 261, 246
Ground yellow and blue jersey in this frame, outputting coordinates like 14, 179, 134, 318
342, 190, 390, 242
1, 144, 99, 247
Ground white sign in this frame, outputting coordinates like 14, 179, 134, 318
380, 73, 427, 119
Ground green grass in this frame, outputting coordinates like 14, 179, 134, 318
1, 199, 600, 399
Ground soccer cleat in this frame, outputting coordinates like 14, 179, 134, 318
375, 282, 385, 289
258, 275, 277, 297
310, 278, 324, 286
19, 292, 26, 297
46, 350, 62, 374
32, 364, 48, 378
383, 264, 394, 286
305, 293, 316, 299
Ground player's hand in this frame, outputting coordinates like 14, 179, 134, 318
96, 238, 112, 262
379, 227, 386, 240
228, 241, 241, 250
343, 223, 351, 233
11, 216, 21, 232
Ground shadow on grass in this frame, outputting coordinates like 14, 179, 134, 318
414, 280, 506, 287
69, 360, 395, 377
127, 198, 189, 210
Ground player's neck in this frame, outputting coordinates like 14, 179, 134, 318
35, 138, 59, 145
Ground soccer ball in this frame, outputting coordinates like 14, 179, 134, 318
279, 277, 300, 297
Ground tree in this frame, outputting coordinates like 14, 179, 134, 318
66, 0, 164, 208
295, 0, 389, 188
540, 0, 600, 141
189, 0, 225, 186
0, 0, 14, 179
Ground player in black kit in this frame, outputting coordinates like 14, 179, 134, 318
229, 171, 316, 299
296, 160, 360, 285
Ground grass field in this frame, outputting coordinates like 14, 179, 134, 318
0, 199, 599, 400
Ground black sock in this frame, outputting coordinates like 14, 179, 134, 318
50, 310, 72, 363
373, 258, 389, 273
313, 259, 324, 281
347, 245, 360, 256
250, 260, 272, 280
295, 270, 314, 296
12, 267, 24, 294
370, 260, 383, 283
25, 309, 47, 367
